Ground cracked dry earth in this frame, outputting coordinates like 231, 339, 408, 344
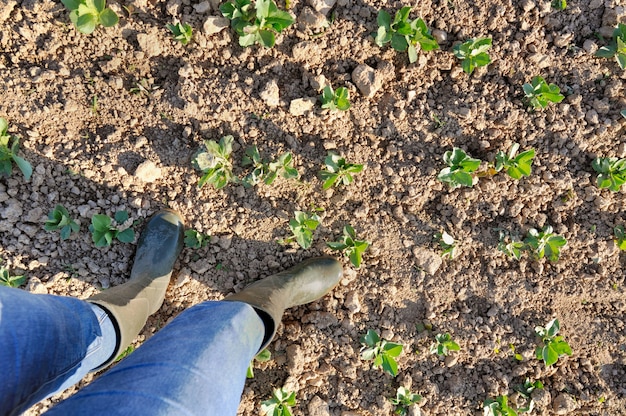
1, 0, 626, 414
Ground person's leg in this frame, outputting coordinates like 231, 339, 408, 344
45, 301, 264, 416
0, 287, 117, 416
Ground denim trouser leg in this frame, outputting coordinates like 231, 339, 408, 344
45, 300, 265, 416
0, 286, 117, 416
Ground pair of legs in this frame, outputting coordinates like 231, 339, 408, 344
0, 210, 342, 415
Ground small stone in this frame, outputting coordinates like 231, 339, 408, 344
345, 291, 361, 313
286, 344, 305, 373
352, 64, 382, 98
193, 1, 211, 13
135, 160, 162, 183
259, 80, 280, 107
521, 0, 535, 12
552, 393, 577, 415
218, 234, 233, 250
175, 268, 192, 287
585, 109, 599, 125
26, 277, 48, 294
190, 259, 211, 274
136, 33, 162, 57
289, 97, 316, 116
300, 7, 327, 30
531, 387, 551, 410
203, 16, 229, 35
98, 276, 110, 289
1, 199, 23, 223
528, 53, 551, 69
308, 395, 331, 416
582, 39, 598, 54
292, 41, 320, 61
444, 354, 458, 367
307, 0, 336, 15
432, 29, 447, 44
24, 207, 43, 223
166, 0, 182, 15
412, 247, 442, 275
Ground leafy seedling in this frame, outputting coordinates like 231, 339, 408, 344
437, 147, 481, 188
453, 37, 492, 74
551, 0, 566, 10
220, 0, 294, 48
115, 345, 135, 362
595, 23, 626, 70
0, 265, 26, 288
592, 157, 626, 192
89, 211, 135, 247
483, 395, 518, 416
282, 211, 321, 249
320, 85, 351, 111
497, 230, 525, 261
524, 225, 566, 262
360, 329, 403, 377
0, 117, 32, 181
61, 0, 119, 34
509, 344, 524, 361
614, 225, 626, 251
535, 318, 572, 367
45, 205, 80, 240
319, 152, 363, 190
242, 146, 298, 186
192, 135, 236, 189
523, 76, 564, 109
430, 333, 460, 356
327, 225, 370, 268
434, 231, 457, 259
246, 348, 271, 378
261, 387, 296, 416
373, 6, 439, 63
389, 386, 422, 416
167, 22, 193, 45
184, 229, 210, 249
514, 378, 543, 412
495, 143, 535, 179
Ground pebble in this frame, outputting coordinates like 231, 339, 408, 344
1, 198, 23, 223
585, 109, 599, 125
259, 80, 280, 107
307, 0, 336, 15
432, 29, 447, 44
136, 33, 162, 57
289, 97, 316, 116
218, 234, 233, 250
308, 396, 331, 416
26, 277, 48, 294
203, 16, 229, 35
351, 64, 382, 98
552, 393, 577, 414
345, 291, 361, 313
412, 247, 442, 275
135, 160, 162, 183
193, 1, 211, 13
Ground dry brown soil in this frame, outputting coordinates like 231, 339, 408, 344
1, 0, 626, 414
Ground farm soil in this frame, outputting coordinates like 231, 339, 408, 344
1, 0, 626, 414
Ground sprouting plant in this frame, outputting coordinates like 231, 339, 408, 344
184, 229, 210, 249
0, 117, 32, 181
320, 85, 351, 111
167, 22, 193, 45
261, 387, 296, 416
115, 345, 135, 362
373, 6, 439, 63
509, 344, 523, 361
246, 348, 271, 378
592, 157, 626, 192
497, 230, 525, 261
513, 378, 543, 412
437, 147, 481, 188
327, 225, 370, 268
360, 329, 403, 377
614, 225, 626, 251
621, 109, 626, 119
483, 395, 518, 416
45, 205, 80, 240
551, 0, 566, 10
192, 135, 236, 189
61, 0, 119, 34
0, 265, 26, 288
389, 386, 422, 416
595, 23, 626, 70
220, 0, 294, 48
523, 76, 565, 109
281, 211, 321, 249
524, 225, 567, 262
430, 333, 460, 356
495, 144, 535, 179
434, 231, 457, 259
241, 146, 298, 187
89, 211, 135, 247
319, 152, 364, 190
453, 37, 492, 74
535, 318, 572, 367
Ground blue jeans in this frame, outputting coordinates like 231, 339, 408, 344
0, 286, 265, 416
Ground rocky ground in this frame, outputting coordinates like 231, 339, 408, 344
1, 0, 626, 414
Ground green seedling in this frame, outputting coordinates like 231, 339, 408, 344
220, 0, 294, 48
282, 211, 321, 249
497, 230, 525, 261
509, 344, 523, 361
483, 395, 518, 416
319, 152, 363, 190
89, 211, 135, 247
167, 22, 193, 45
551, 0, 566, 10
246, 348, 271, 378
0, 117, 32, 181
524, 225, 566, 261
614, 225, 626, 251
389, 386, 422, 416
434, 231, 457, 259
61, 0, 119, 34
192, 135, 236, 189
241, 146, 298, 186
115, 345, 135, 362
595, 23, 626, 70
621, 109, 626, 119
523, 76, 564, 109
437, 147, 481, 188
0, 265, 26, 288
430, 333, 460, 356
360, 329, 403, 377
261, 387, 296, 416
327, 225, 370, 268
514, 378, 543, 412
320, 85, 350, 111
45, 205, 80, 240
495, 143, 535, 179
184, 229, 210, 249
453, 37, 492, 74
535, 318, 572, 367
373, 7, 439, 63
592, 157, 626, 192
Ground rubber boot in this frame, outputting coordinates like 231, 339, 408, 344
224, 256, 343, 351
88, 209, 185, 369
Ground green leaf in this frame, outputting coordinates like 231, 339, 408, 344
377, 10, 391, 29
99, 8, 118, 27
61, 0, 81, 11
114, 210, 129, 223
542, 344, 559, 366
11, 155, 32, 181
361, 329, 380, 346
116, 228, 135, 243
381, 353, 399, 376
91, 214, 112, 231
76, 12, 97, 34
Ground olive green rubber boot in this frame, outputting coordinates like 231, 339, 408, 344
88, 209, 184, 369
224, 256, 343, 351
